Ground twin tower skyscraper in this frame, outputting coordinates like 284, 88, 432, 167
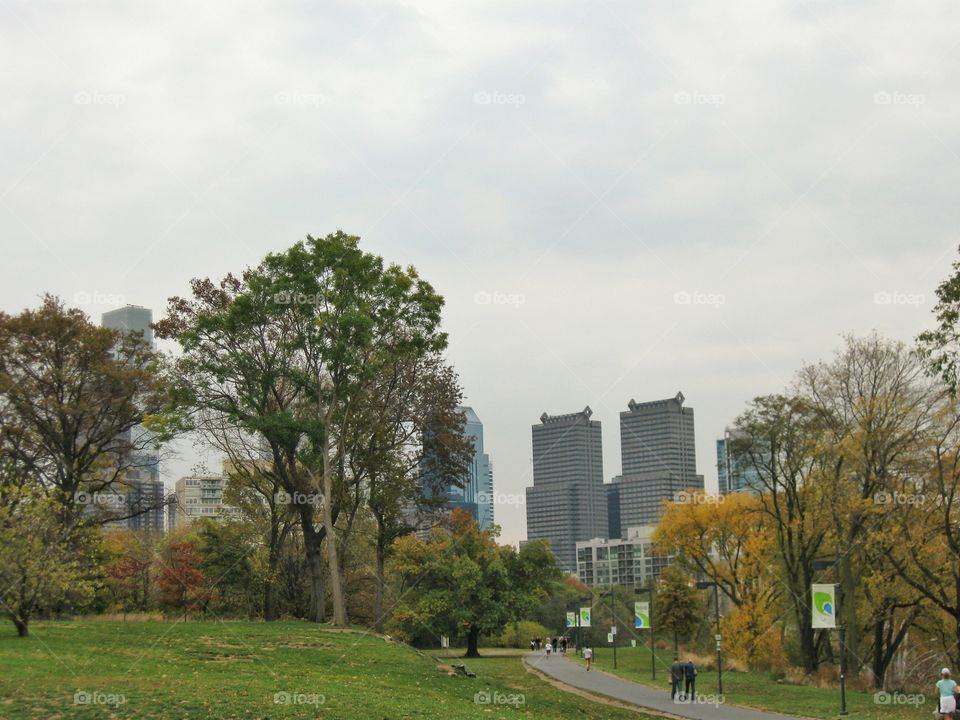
525, 393, 704, 572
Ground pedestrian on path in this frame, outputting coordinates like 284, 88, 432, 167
583, 646, 593, 671
670, 656, 683, 700
936, 667, 957, 718
684, 659, 697, 700
560, 637, 567, 654
545, 641, 553, 657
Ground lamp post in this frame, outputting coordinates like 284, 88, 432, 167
634, 585, 655, 680
813, 558, 848, 717
695, 580, 723, 695
600, 590, 617, 669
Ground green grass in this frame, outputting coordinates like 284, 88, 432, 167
0, 620, 659, 719
580, 644, 933, 720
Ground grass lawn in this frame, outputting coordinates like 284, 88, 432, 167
0, 619, 659, 719
580, 644, 932, 720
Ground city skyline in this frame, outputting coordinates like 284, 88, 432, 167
3, 1, 952, 547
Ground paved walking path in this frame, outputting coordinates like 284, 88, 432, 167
524, 651, 804, 720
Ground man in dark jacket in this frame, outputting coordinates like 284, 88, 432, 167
684, 659, 697, 699
670, 656, 683, 700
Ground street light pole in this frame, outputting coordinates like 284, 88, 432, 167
813, 558, 848, 717
635, 586, 655, 680
838, 586, 848, 716
713, 584, 723, 696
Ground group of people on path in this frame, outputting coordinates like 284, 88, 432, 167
669, 656, 698, 701
532, 636, 568, 656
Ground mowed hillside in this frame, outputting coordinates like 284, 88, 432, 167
0, 620, 651, 719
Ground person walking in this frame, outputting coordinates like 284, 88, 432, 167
545, 641, 553, 657
937, 668, 957, 718
560, 637, 567, 655
670, 656, 683, 700
684, 659, 697, 700
583, 646, 593, 671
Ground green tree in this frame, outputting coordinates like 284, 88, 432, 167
197, 520, 259, 617
919, 245, 960, 394
388, 509, 560, 657
0, 486, 94, 636
157, 231, 447, 627
655, 564, 703, 653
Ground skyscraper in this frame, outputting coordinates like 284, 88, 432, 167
419, 406, 494, 532
717, 427, 764, 494
451, 407, 494, 531
101, 305, 165, 533
525, 407, 608, 573
609, 392, 704, 528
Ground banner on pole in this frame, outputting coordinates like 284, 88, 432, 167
811, 584, 837, 628
566, 611, 576, 628
635, 601, 651, 630
579, 607, 592, 628
607, 633, 614, 643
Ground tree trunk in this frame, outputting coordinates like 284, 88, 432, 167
321, 451, 347, 627
301, 515, 327, 623
465, 627, 481, 658
13, 616, 29, 637
374, 537, 386, 633
264, 522, 281, 622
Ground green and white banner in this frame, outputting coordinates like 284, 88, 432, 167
811, 584, 837, 628
634, 601, 651, 630
566, 611, 576, 628
579, 607, 592, 628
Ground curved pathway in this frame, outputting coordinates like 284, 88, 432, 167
524, 651, 804, 720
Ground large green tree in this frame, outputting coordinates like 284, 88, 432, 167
157, 231, 447, 626
389, 509, 560, 657
0, 295, 164, 526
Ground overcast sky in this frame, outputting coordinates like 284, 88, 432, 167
2, 0, 958, 544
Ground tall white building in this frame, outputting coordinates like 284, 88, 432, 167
169, 475, 239, 528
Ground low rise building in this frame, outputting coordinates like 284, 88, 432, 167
575, 526, 673, 587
